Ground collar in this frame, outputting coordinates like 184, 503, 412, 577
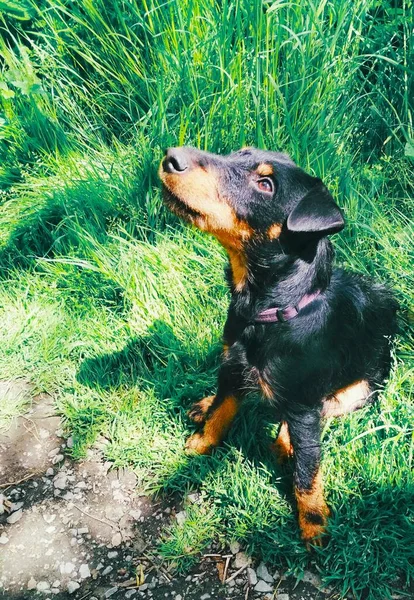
254, 289, 322, 324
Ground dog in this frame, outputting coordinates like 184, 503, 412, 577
158, 146, 397, 545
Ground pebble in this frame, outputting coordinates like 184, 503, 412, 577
105, 587, 119, 598
79, 564, 91, 579
43, 513, 56, 524
229, 541, 241, 554
27, 577, 37, 590
52, 454, 64, 465
67, 581, 80, 594
53, 477, 67, 490
108, 551, 118, 558
77, 527, 89, 534
254, 580, 273, 593
130, 509, 142, 520
125, 591, 136, 598
303, 570, 322, 588
52, 581, 60, 588
6, 509, 22, 524
247, 567, 257, 585
37, 581, 50, 592
0, 532, 9, 544
48, 448, 60, 458
201, 594, 211, 600
60, 562, 75, 575
175, 511, 186, 526
75, 481, 87, 489
102, 566, 113, 576
277, 595, 289, 600
257, 562, 274, 583
10, 501, 24, 512
175, 596, 183, 600
46, 468, 54, 477
111, 532, 122, 547
234, 552, 250, 569
67, 436, 74, 448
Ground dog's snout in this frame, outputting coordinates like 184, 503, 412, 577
163, 148, 189, 174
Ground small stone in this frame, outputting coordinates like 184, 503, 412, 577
52, 454, 64, 465
303, 570, 321, 588
108, 551, 118, 559
229, 541, 241, 554
277, 594, 289, 600
102, 566, 113, 576
139, 584, 148, 591
254, 580, 273, 593
77, 527, 89, 535
0, 532, 9, 544
67, 436, 74, 448
79, 564, 91, 579
247, 568, 257, 585
43, 514, 56, 524
257, 562, 274, 583
7, 509, 22, 524
187, 493, 200, 504
60, 562, 75, 575
75, 481, 87, 489
175, 511, 186, 526
10, 501, 24, 512
201, 594, 211, 600
129, 509, 141, 520
105, 587, 119, 598
175, 596, 183, 600
52, 581, 60, 588
27, 577, 37, 590
48, 448, 60, 458
125, 591, 136, 599
111, 532, 122, 547
53, 477, 67, 490
67, 581, 80, 594
46, 468, 54, 477
37, 581, 50, 592
234, 552, 250, 569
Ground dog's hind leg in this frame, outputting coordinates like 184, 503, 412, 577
186, 394, 239, 455
287, 409, 330, 547
271, 421, 294, 464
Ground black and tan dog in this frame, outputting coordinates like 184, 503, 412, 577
159, 146, 397, 545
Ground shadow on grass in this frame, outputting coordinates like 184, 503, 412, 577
75, 320, 414, 598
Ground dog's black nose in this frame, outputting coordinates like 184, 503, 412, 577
163, 148, 189, 174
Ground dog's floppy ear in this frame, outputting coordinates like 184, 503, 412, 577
287, 182, 345, 236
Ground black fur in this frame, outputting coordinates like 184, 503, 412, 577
160, 146, 398, 540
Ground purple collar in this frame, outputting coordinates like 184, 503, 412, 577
255, 290, 322, 324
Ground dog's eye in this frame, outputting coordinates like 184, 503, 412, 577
257, 178, 274, 194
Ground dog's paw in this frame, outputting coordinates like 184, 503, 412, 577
299, 508, 330, 550
185, 433, 214, 455
188, 396, 215, 425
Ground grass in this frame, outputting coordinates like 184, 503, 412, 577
0, 0, 413, 598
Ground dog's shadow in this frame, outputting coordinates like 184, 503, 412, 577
76, 318, 288, 488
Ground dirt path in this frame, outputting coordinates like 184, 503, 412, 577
0, 384, 336, 600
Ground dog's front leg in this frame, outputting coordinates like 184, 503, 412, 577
186, 356, 241, 455
287, 409, 330, 547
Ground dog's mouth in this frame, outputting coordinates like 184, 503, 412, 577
161, 185, 203, 223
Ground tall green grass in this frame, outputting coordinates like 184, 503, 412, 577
0, 1, 413, 598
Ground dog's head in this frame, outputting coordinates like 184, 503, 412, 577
159, 146, 344, 251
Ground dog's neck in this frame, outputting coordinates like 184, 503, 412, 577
227, 237, 334, 313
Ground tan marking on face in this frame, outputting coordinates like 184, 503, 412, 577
295, 469, 330, 545
256, 163, 273, 177
160, 164, 253, 251
272, 421, 293, 464
322, 379, 370, 418
185, 395, 238, 454
258, 375, 273, 400
223, 344, 230, 357
267, 223, 282, 240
